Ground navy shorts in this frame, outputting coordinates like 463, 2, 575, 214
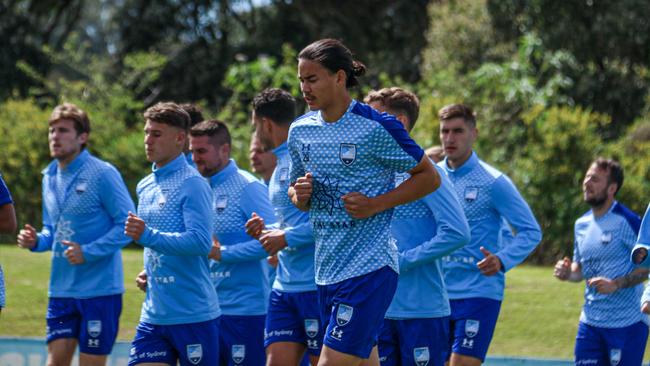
575, 321, 648, 366
265, 289, 324, 356
219, 314, 266, 366
319, 266, 398, 359
378, 317, 449, 366
448, 297, 501, 362
128, 318, 219, 366
46, 294, 122, 355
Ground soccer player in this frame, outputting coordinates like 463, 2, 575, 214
437, 104, 542, 366
364, 88, 470, 366
554, 158, 648, 365
124, 102, 220, 366
189, 119, 277, 366
288, 39, 440, 366
247, 88, 323, 366
0, 174, 16, 313
179, 103, 204, 166
250, 131, 278, 184
16, 103, 134, 366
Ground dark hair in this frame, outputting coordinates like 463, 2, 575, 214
144, 102, 190, 130
252, 88, 296, 126
592, 157, 624, 194
49, 103, 91, 148
189, 119, 231, 146
364, 87, 420, 130
298, 38, 366, 88
179, 103, 205, 128
438, 104, 477, 128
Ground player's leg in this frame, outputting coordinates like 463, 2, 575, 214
398, 317, 449, 366
220, 314, 266, 366
265, 290, 307, 366
377, 319, 398, 366
77, 294, 122, 366
170, 318, 220, 366
606, 321, 649, 366
127, 322, 177, 366
573, 322, 607, 366
46, 297, 80, 366
448, 298, 501, 366
318, 267, 398, 366
296, 291, 324, 366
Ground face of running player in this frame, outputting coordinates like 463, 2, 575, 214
439, 117, 477, 168
249, 136, 276, 179
48, 119, 87, 166
367, 101, 412, 132
144, 120, 185, 168
190, 135, 230, 178
251, 111, 274, 151
583, 164, 616, 207
298, 58, 345, 112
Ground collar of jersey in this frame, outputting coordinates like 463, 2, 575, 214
43, 148, 90, 176
442, 151, 478, 177
272, 142, 288, 156
592, 200, 619, 221
317, 99, 356, 124
152, 153, 186, 178
209, 159, 238, 186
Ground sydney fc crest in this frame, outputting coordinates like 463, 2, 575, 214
305, 318, 319, 338
232, 344, 246, 364
610, 349, 621, 366
601, 231, 612, 245
339, 143, 357, 166
465, 319, 480, 338
87, 320, 102, 338
336, 304, 354, 326
215, 195, 228, 212
414, 347, 430, 366
187, 344, 203, 365
464, 187, 479, 202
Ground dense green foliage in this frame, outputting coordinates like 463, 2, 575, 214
1, 0, 650, 263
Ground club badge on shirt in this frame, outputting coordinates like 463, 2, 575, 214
215, 195, 228, 212
340, 143, 357, 166
464, 187, 479, 202
75, 180, 88, 194
279, 168, 289, 182
601, 231, 612, 245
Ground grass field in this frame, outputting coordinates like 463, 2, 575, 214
1, 244, 649, 360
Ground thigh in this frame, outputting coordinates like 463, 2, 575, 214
265, 290, 305, 347
449, 298, 501, 363
605, 321, 649, 366
294, 291, 325, 357
574, 322, 607, 366
397, 317, 449, 366
47, 338, 78, 366
77, 294, 123, 355
46, 297, 80, 344
128, 322, 177, 366
170, 318, 220, 366
220, 315, 266, 366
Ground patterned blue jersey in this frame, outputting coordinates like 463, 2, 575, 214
633, 204, 650, 267
439, 152, 541, 301
33, 150, 134, 298
387, 165, 470, 318
573, 201, 645, 328
209, 160, 277, 315
136, 154, 220, 325
288, 100, 424, 285
0, 174, 13, 206
267, 142, 316, 292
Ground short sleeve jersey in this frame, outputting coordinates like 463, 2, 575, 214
287, 100, 424, 285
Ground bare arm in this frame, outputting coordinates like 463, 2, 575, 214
0, 203, 16, 234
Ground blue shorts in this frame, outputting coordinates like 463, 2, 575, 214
265, 289, 324, 356
575, 321, 648, 366
448, 297, 501, 362
378, 317, 449, 366
128, 318, 219, 366
319, 266, 398, 359
219, 314, 266, 366
46, 294, 122, 355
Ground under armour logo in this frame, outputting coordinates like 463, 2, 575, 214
462, 338, 473, 349
331, 326, 343, 340
88, 339, 100, 348
307, 339, 319, 349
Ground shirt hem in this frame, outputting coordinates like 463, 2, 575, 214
140, 311, 221, 326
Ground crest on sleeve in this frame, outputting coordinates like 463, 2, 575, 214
336, 304, 354, 326
187, 344, 203, 365
339, 143, 357, 166
413, 347, 430, 366
232, 344, 246, 364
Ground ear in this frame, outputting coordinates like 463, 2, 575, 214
263, 117, 273, 134
396, 114, 411, 132
335, 69, 347, 86
77, 132, 89, 145
607, 183, 618, 197
176, 130, 187, 145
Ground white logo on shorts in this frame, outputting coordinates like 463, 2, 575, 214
87, 320, 102, 338
232, 344, 246, 364
187, 344, 203, 365
336, 304, 353, 326
413, 347, 430, 366
462, 338, 474, 349
88, 339, 100, 348
305, 318, 319, 338
465, 319, 480, 338
610, 349, 622, 366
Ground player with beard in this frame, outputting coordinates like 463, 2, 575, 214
555, 158, 648, 366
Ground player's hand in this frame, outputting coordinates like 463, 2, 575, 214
208, 236, 222, 261
260, 230, 288, 256
124, 211, 145, 241
642, 301, 650, 314
62, 240, 85, 265
554, 256, 572, 281
342, 192, 377, 219
17, 224, 38, 249
245, 212, 265, 240
267, 255, 279, 268
633, 247, 648, 265
477, 247, 502, 276
588, 277, 618, 294
135, 270, 148, 292
292, 173, 313, 205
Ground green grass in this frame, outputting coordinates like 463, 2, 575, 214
1, 245, 648, 360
